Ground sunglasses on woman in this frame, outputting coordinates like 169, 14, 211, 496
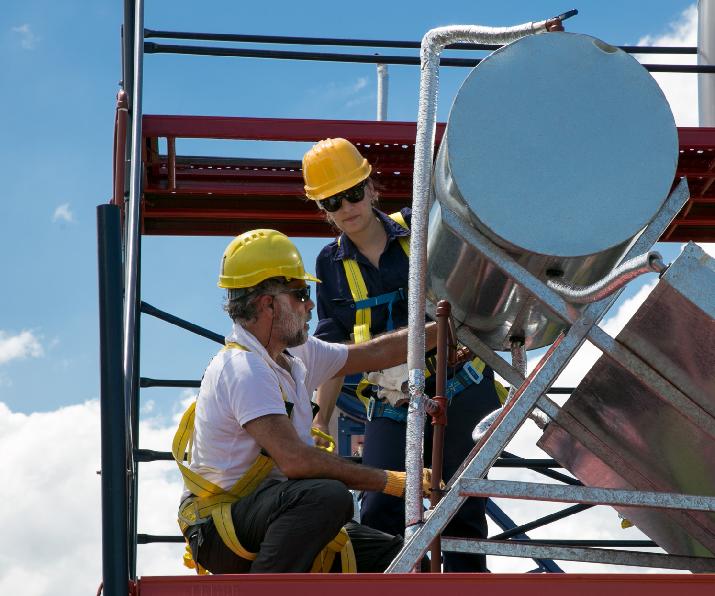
318, 180, 368, 213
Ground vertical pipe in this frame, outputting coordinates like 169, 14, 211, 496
404, 19, 549, 544
122, 0, 144, 458
429, 300, 451, 572
122, 0, 135, 110
167, 137, 176, 191
376, 63, 389, 121
128, 243, 142, 580
699, 0, 715, 125
98, 204, 129, 596
122, 0, 144, 580
113, 91, 129, 210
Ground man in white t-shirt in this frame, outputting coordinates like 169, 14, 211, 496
178, 229, 436, 574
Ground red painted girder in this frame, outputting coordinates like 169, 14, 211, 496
135, 573, 715, 596
138, 116, 715, 240
142, 115, 446, 143
678, 127, 715, 149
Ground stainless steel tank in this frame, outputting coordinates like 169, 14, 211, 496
426, 32, 679, 350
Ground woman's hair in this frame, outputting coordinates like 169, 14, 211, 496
224, 277, 288, 323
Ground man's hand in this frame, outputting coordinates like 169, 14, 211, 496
382, 468, 440, 498
311, 424, 335, 451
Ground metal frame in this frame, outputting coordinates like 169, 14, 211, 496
389, 179, 715, 572
101, 2, 715, 592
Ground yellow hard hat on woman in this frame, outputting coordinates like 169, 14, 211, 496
303, 138, 372, 200
218, 229, 320, 289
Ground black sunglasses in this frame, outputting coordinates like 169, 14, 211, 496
318, 180, 368, 213
277, 286, 311, 303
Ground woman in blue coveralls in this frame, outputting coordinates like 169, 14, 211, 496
302, 138, 503, 572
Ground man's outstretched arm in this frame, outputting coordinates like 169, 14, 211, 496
335, 322, 437, 378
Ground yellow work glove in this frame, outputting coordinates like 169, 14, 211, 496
383, 469, 437, 498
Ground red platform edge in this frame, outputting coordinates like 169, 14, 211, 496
128, 115, 715, 240
134, 573, 715, 596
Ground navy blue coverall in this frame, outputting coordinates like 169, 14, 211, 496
314, 207, 501, 572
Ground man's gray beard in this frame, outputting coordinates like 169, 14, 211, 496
282, 308, 309, 347
285, 327, 308, 348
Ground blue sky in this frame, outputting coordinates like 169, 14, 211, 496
0, 0, 698, 415
0, 1, 707, 593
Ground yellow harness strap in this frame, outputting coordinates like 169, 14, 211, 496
310, 527, 357, 572
494, 379, 509, 404
339, 212, 502, 410
174, 341, 356, 573
339, 211, 410, 345
388, 211, 411, 256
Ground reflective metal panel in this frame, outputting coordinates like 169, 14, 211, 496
538, 244, 715, 559
618, 243, 715, 418
428, 32, 678, 350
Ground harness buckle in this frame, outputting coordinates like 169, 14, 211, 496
366, 396, 376, 421
178, 498, 209, 533
462, 360, 484, 386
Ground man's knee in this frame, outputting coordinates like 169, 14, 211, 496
287, 478, 354, 521
314, 479, 354, 519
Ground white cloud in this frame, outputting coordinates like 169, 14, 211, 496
1, 390, 688, 594
0, 400, 191, 596
635, 4, 698, 126
351, 76, 368, 93
52, 203, 75, 224
0, 330, 43, 365
11, 24, 38, 50
308, 76, 374, 113
698, 242, 715, 258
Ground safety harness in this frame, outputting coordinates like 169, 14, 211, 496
339, 212, 507, 421
173, 341, 356, 574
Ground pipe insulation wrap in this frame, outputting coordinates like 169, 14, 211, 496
546, 251, 666, 304
405, 367, 427, 531
376, 63, 388, 120
405, 18, 550, 540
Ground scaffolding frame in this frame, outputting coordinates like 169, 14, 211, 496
98, 1, 715, 594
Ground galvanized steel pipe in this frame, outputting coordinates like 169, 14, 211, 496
123, 0, 144, 449
546, 251, 666, 304
376, 63, 388, 120
112, 91, 128, 210
472, 340, 548, 442
699, 0, 715, 125
405, 18, 551, 540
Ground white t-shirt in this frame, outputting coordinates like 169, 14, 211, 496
186, 323, 348, 493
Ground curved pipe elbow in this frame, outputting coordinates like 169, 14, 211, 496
547, 251, 667, 305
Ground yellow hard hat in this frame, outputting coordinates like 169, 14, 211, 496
303, 138, 372, 200
218, 229, 321, 289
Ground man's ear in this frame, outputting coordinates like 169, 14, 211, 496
257, 294, 273, 311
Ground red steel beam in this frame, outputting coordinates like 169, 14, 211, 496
135, 573, 715, 596
142, 115, 445, 143
138, 116, 715, 240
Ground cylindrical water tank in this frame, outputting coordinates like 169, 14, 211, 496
427, 32, 678, 350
